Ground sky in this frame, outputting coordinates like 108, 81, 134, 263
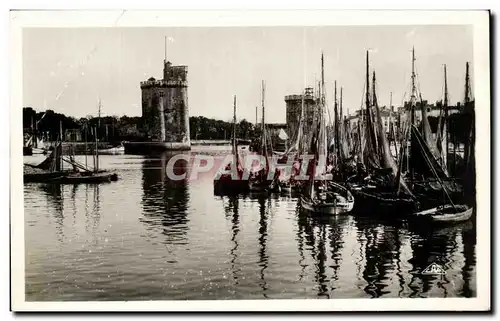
23, 25, 473, 123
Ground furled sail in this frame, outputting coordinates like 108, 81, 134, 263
410, 125, 448, 180
363, 52, 381, 170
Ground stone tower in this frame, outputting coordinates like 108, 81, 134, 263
139, 60, 191, 151
285, 87, 318, 138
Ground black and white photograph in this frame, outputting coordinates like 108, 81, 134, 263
10, 10, 491, 312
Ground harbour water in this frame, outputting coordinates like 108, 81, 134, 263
23, 148, 476, 301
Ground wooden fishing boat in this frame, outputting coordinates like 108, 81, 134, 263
301, 181, 354, 215
246, 80, 276, 193
213, 96, 249, 195
24, 168, 70, 183
413, 204, 473, 223
349, 184, 418, 214
300, 54, 355, 216
23, 142, 67, 183
300, 193, 354, 215
48, 171, 117, 184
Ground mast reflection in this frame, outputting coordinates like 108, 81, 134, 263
355, 218, 400, 298
296, 209, 330, 298
38, 183, 64, 242
222, 195, 241, 284
257, 195, 269, 298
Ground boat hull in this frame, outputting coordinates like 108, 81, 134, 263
349, 186, 418, 216
413, 204, 473, 223
23, 171, 68, 183
49, 172, 118, 184
213, 179, 249, 195
300, 196, 354, 215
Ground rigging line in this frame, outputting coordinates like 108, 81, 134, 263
412, 125, 457, 210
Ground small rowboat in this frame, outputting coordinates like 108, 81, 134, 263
413, 204, 473, 223
300, 193, 354, 215
300, 183, 354, 215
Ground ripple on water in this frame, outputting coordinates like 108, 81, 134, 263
23, 153, 477, 300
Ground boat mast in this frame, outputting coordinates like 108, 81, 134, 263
261, 80, 267, 158
233, 95, 237, 156
60, 120, 64, 171
372, 71, 379, 152
300, 89, 305, 153
443, 64, 449, 171
364, 50, 370, 166
464, 62, 471, 104
340, 86, 344, 160
334, 81, 339, 165
365, 51, 370, 114
96, 98, 101, 172
462, 61, 473, 175
410, 46, 417, 126
84, 120, 88, 169
409, 47, 417, 181
321, 52, 327, 171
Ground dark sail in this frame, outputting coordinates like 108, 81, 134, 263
410, 125, 448, 180
36, 141, 62, 172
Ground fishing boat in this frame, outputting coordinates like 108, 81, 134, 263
349, 183, 417, 214
300, 53, 354, 215
24, 111, 50, 155
50, 170, 118, 184
413, 204, 473, 223
213, 95, 249, 195
275, 88, 308, 193
23, 140, 70, 183
30, 99, 119, 185
301, 189, 354, 215
347, 50, 419, 215
52, 99, 119, 184
248, 80, 277, 193
24, 166, 68, 183
410, 62, 475, 224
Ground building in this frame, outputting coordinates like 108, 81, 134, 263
285, 87, 320, 138
346, 100, 464, 137
397, 100, 463, 125
126, 59, 191, 154
65, 129, 82, 142
346, 105, 399, 135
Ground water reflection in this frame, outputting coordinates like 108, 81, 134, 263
257, 196, 269, 298
407, 222, 475, 298
223, 196, 241, 285
23, 151, 477, 300
353, 218, 406, 298
296, 209, 334, 298
38, 183, 65, 242
460, 221, 476, 297
140, 152, 191, 246
327, 216, 347, 293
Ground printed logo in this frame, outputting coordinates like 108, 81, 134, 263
421, 263, 446, 275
